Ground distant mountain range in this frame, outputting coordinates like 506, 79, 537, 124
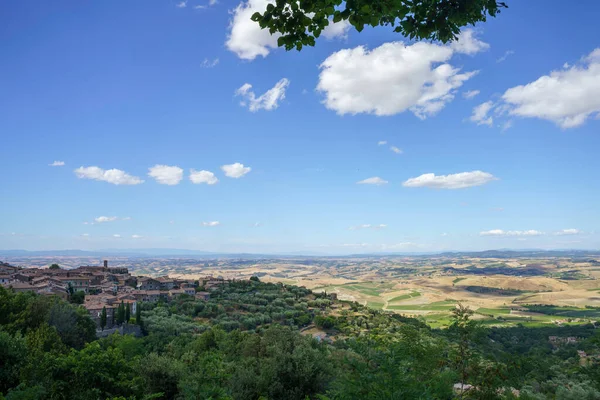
0, 248, 598, 259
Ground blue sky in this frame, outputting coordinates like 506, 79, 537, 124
1, 0, 599, 254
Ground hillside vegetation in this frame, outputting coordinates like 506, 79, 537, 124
2, 280, 600, 399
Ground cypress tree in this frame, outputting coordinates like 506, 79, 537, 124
125, 303, 131, 323
100, 306, 107, 331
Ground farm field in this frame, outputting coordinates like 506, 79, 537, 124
5, 250, 600, 328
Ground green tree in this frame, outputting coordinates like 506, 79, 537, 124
70, 290, 85, 305
100, 306, 107, 331
251, 0, 508, 51
125, 303, 131, 324
448, 302, 483, 396
135, 303, 142, 327
0, 331, 27, 394
49, 263, 60, 270
116, 302, 125, 325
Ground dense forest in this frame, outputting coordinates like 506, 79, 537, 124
2, 280, 600, 399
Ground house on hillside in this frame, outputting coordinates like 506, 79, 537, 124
137, 277, 160, 291
195, 292, 210, 301
169, 289, 187, 299
157, 276, 175, 290
84, 302, 116, 329
59, 275, 91, 293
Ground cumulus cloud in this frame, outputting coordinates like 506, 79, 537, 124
201, 58, 219, 68
190, 169, 219, 185
501, 49, 600, 128
113, 234, 121, 238
390, 146, 403, 154
463, 90, 480, 99
226, 0, 278, 60
357, 177, 388, 185
555, 229, 581, 236
221, 163, 251, 178
403, 171, 497, 189
49, 161, 65, 167
321, 20, 351, 40
148, 165, 184, 185
202, 221, 220, 227
74, 166, 144, 185
480, 229, 544, 237
236, 78, 289, 112
470, 101, 494, 126
317, 31, 485, 118
472, 48, 600, 129
94, 216, 118, 223
349, 224, 387, 230
377, 140, 387, 145
132, 234, 143, 239
450, 29, 490, 55
176, 0, 187, 7
81, 233, 90, 237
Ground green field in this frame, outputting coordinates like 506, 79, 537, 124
476, 307, 511, 315
387, 301, 456, 311
367, 301, 384, 309
388, 291, 421, 302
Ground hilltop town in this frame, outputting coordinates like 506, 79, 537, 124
0, 260, 213, 330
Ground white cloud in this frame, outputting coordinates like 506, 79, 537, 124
148, 165, 183, 185
122, 217, 132, 221
94, 216, 118, 223
349, 224, 387, 230
176, 0, 187, 7
194, 4, 207, 9
480, 229, 544, 237
201, 58, 219, 68
450, 29, 490, 55
226, 0, 278, 60
441, 233, 448, 237
81, 233, 90, 237
390, 146, 403, 154
403, 171, 497, 189
500, 48, 600, 128
132, 234, 143, 239
377, 140, 387, 145
253, 222, 262, 227
317, 33, 484, 118
202, 221, 220, 227
321, 20, 351, 40
221, 162, 251, 178
236, 78, 289, 112
357, 177, 388, 185
463, 90, 480, 99
190, 169, 219, 185
49, 161, 65, 167
476, 49, 600, 129
555, 229, 581, 236
470, 101, 494, 126
74, 166, 144, 185
113, 234, 121, 238
501, 120, 513, 131
496, 50, 514, 63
